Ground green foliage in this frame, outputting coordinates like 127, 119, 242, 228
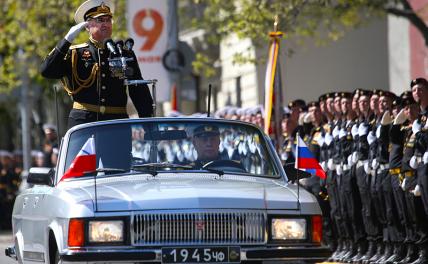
186, 0, 398, 76
0, 0, 127, 95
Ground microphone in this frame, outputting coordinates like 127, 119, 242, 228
124, 38, 134, 51
104, 39, 117, 55
115, 40, 125, 55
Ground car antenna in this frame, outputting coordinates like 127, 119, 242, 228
207, 84, 212, 117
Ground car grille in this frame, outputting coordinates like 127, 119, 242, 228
131, 211, 266, 246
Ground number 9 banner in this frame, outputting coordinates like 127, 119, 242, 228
127, 0, 171, 102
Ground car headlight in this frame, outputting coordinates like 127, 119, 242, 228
271, 218, 307, 240
88, 220, 124, 243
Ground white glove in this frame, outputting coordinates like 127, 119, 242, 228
321, 161, 327, 172
351, 151, 359, 164
393, 109, 407, 125
316, 135, 325, 147
303, 113, 313, 123
409, 156, 419, 169
401, 178, 407, 191
336, 165, 343, 176
332, 126, 340, 138
327, 159, 335, 171
325, 133, 333, 146
367, 131, 376, 145
351, 124, 359, 139
381, 111, 393, 125
358, 123, 369, 136
372, 159, 379, 170
376, 125, 381, 138
412, 119, 422, 134
339, 128, 347, 139
363, 160, 371, 175
423, 151, 428, 164
65, 21, 88, 42
412, 184, 422, 196
347, 154, 353, 166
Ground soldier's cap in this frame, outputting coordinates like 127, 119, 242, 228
193, 125, 220, 138
353, 88, 363, 97
288, 99, 306, 109
400, 91, 416, 107
75, 0, 114, 24
372, 89, 383, 96
410, 77, 428, 88
392, 97, 401, 108
318, 94, 326, 102
340, 92, 353, 99
307, 101, 319, 108
358, 89, 373, 97
325, 92, 335, 100
43, 123, 57, 133
378, 90, 396, 99
0, 150, 13, 158
334, 92, 342, 98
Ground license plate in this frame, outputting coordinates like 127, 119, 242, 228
162, 246, 240, 263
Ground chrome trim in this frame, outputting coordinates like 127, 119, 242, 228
131, 211, 267, 246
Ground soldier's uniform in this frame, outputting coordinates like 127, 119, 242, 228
40, 1, 153, 128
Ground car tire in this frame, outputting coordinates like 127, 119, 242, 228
54, 250, 62, 264
15, 239, 23, 264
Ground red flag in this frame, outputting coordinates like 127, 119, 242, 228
171, 84, 178, 111
60, 137, 96, 182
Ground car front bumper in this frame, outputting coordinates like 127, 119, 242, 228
60, 246, 331, 263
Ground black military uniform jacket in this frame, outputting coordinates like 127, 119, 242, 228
40, 38, 153, 118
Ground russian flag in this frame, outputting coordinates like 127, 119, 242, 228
295, 135, 326, 179
60, 137, 96, 182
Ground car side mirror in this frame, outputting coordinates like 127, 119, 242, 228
27, 167, 55, 186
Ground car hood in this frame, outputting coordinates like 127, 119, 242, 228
59, 173, 318, 212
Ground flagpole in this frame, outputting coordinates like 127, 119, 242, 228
296, 133, 300, 210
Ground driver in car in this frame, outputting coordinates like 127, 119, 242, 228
191, 125, 222, 169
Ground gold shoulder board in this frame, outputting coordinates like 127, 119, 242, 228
70, 43, 89, 49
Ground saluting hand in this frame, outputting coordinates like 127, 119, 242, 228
65, 21, 88, 43
393, 109, 407, 125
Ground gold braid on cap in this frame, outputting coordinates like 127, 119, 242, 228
85, 3, 112, 19
61, 49, 98, 95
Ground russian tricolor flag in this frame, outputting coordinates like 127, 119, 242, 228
295, 135, 326, 179
59, 137, 96, 182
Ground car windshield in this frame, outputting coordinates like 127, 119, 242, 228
63, 120, 279, 179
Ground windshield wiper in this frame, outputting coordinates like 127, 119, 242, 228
201, 168, 224, 176
132, 162, 193, 170
83, 168, 127, 176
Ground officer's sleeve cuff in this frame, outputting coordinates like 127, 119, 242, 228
55, 39, 72, 56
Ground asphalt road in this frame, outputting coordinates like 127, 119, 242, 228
0, 230, 15, 264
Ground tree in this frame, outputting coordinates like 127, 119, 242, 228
187, 0, 428, 74
0, 0, 127, 95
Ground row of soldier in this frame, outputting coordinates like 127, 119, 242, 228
270, 81, 428, 263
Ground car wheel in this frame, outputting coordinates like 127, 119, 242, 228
15, 240, 23, 264
54, 250, 62, 264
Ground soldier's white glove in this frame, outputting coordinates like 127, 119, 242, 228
381, 111, 393, 125
367, 131, 376, 145
327, 158, 335, 171
351, 151, 359, 164
412, 119, 422, 134
321, 161, 327, 172
332, 126, 340, 138
358, 123, 369, 137
410, 156, 419, 169
351, 124, 359, 139
423, 151, 428, 164
325, 133, 333, 146
393, 109, 407, 125
363, 160, 371, 175
336, 165, 343, 175
401, 178, 407, 191
65, 21, 88, 42
303, 113, 313, 123
376, 125, 381, 138
412, 184, 422, 196
372, 159, 379, 170
316, 135, 325, 147
347, 154, 352, 166
339, 128, 347, 139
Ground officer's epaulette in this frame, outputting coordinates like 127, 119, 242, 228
70, 43, 89, 49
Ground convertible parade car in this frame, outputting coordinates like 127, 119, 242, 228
6, 118, 330, 264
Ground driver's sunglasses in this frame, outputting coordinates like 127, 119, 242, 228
90, 17, 113, 24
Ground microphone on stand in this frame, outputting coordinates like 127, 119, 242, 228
115, 40, 128, 72
104, 39, 117, 56
124, 38, 134, 51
